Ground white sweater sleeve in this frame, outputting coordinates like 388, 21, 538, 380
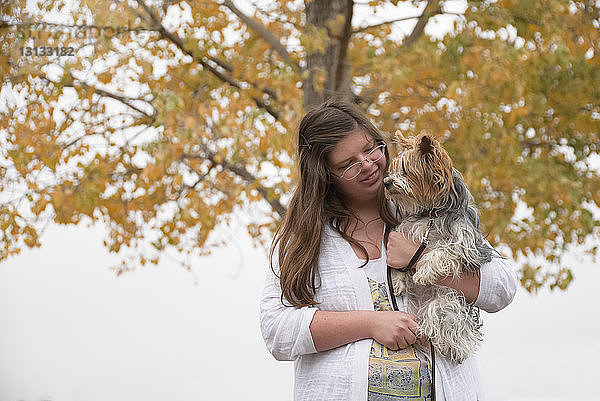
474, 252, 518, 313
259, 256, 318, 361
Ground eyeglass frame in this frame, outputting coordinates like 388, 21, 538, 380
329, 142, 387, 180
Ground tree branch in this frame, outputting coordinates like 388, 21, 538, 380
182, 152, 286, 219
5, 5, 280, 119
403, 0, 441, 48
75, 79, 155, 121
249, 1, 304, 31
221, 0, 302, 72
40, 72, 156, 122
133, 0, 280, 120
353, 14, 423, 34
215, 158, 287, 219
352, 10, 464, 34
10, 19, 237, 74
334, 0, 354, 93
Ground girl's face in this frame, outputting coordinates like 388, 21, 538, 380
327, 129, 386, 206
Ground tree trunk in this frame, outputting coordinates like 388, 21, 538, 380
303, 0, 353, 109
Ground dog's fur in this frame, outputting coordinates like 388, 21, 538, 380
384, 132, 495, 363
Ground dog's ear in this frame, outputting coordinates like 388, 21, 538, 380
394, 130, 409, 149
419, 135, 434, 156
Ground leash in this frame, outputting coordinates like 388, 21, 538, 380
391, 218, 434, 273
386, 216, 436, 401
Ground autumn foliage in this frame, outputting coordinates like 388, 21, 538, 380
1, 0, 598, 292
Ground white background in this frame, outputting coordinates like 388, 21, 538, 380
0, 215, 598, 401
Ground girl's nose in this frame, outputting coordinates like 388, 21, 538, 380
362, 157, 375, 166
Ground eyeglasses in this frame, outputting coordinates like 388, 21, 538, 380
331, 143, 386, 180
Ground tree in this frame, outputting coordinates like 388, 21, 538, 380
1, 0, 598, 291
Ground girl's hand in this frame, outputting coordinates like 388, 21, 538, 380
368, 311, 426, 349
386, 231, 422, 269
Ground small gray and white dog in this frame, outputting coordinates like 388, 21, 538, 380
384, 132, 496, 363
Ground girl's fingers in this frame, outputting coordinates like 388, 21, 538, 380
404, 332, 417, 346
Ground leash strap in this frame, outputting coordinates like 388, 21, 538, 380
386, 263, 400, 312
430, 340, 436, 401
390, 218, 434, 273
386, 218, 437, 400
386, 264, 437, 401
398, 242, 428, 272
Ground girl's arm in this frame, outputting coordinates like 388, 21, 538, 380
435, 271, 480, 304
260, 264, 318, 361
260, 265, 423, 358
386, 233, 518, 311
309, 310, 424, 352
435, 256, 517, 311
433, 244, 518, 311
471, 255, 517, 312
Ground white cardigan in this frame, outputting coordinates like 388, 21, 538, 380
260, 222, 517, 401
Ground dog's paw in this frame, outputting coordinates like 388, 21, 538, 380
412, 270, 438, 285
412, 261, 439, 285
391, 272, 406, 296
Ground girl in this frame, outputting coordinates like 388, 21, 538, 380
259, 99, 517, 401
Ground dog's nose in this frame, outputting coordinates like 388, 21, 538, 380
383, 177, 392, 189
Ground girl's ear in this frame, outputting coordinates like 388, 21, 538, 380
394, 130, 409, 150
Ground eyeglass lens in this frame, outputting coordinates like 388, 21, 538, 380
342, 144, 385, 180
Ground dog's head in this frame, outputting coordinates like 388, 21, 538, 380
384, 132, 455, 213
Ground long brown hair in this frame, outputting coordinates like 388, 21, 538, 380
271, 99, 400, 307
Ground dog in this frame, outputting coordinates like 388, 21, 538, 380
383, 132, 496, 363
